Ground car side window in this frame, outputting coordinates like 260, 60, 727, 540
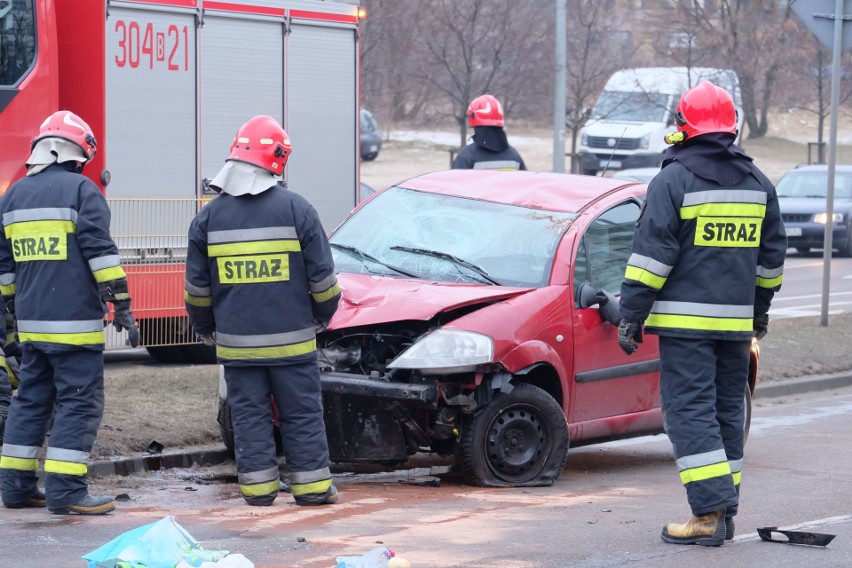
576, 201, 640, 296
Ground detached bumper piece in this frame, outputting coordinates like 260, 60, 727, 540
757, 527, 836, 547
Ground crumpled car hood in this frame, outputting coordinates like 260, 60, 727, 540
329, 273, 533, 329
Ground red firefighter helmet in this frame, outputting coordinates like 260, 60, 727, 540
31, 110, 97, 162
467, 94, 505, 128
227, 115, 292, 175
673, 81, 738, 141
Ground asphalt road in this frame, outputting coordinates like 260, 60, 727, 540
771, 251, 852, 319
3, 386, 850, 568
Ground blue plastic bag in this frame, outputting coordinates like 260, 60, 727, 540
82, 515, 228, 568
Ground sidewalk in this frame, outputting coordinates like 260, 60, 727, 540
87, 370, 852, 479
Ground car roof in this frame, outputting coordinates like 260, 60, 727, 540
784, 164, 852, 174
396, 170, 641, 214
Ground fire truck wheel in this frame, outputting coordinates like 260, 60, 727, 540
217, 396, 284, 459
457, 382, 569, 487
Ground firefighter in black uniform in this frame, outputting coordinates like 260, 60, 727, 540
185, 115, 341, 507
617, 82, 787, 546
0, 110, 139, 514
452, 94, 527, 171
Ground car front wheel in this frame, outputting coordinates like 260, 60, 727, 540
837, 221, 852, 257
457, 382, 569, 487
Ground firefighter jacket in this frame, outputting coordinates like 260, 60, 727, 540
453, 127, 527, 171
184, 184, 340, 366
620, 145, 787, 341
0, 164, 128, 351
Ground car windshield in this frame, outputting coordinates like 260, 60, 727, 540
360, 110, 377, 133
592, 90, 670, 122
776, 171, 852, 199
330, 187, 577, 287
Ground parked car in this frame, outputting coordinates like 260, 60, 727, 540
776, 164, 852, 256
360, 108, 382, 161
611, 167, 660, 183
218, 170, 758, 487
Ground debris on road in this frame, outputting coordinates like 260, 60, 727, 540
757, 526, 837, 547
83, 515, 253, 567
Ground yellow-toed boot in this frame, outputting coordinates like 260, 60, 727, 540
661, 509, 726, 546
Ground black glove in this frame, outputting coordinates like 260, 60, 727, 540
617, 318, 643, 355
113, 300, 140, 348
198, 332, 216, 346
754, 313, 769, 340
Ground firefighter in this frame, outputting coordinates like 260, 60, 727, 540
0, 110, 139, 515
185, 115, 341, 507
617, 82, 787, 546
452, 94, 527, 171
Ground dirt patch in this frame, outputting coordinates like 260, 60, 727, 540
96, 362, 220, 459
757, 311, 852, 381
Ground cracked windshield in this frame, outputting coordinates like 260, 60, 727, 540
330, 187, 576, 288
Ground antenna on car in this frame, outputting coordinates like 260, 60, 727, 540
601, 127, 627, 177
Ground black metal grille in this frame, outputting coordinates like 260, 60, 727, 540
782, 214, 811, 223
586, 136, 641, 150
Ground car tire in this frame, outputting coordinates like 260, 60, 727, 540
457, 382, 569, 487
361, 152, 378, 161
217, 396, 284, 460
838, 222, 852, 257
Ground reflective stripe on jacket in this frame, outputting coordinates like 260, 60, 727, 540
452, 144, 527, 171
185, 184, 340, 365
620, 160, 787, 340
0, 165, 125, 350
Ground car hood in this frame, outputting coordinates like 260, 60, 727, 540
329, 273, 533, 329
583, 120, 663, 138
779, 197, 852, 214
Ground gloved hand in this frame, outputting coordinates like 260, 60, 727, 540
112, 300, 140, 348
754, 313, 769, 340
617, 318, 643, 355
198, 332, 216, 346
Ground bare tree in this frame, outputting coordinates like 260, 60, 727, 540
783, 31, 852, 162
360, 1, 430, 135
411, 0, 551, 148
642, 0, 795, 139
564, 1, 634, 173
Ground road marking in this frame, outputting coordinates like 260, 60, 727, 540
772, 290, 852, 302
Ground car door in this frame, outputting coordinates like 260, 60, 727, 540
570, 200, 661, 425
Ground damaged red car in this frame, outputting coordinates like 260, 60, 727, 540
219, 170, 758, 488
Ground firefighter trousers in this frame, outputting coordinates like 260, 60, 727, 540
659, 336, 750, 517
0, 344, 104, 508
224, 360, 332, 505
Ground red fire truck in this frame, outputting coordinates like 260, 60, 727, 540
0, 0, 362, 361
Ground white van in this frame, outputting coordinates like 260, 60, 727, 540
578, 67, 743, 176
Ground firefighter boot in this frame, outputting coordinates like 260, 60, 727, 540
294, 483, 338, 506
49, 494, 115, 515
4, 488, 46, 509
725, 514, 735, 540
661, 509, 726, 546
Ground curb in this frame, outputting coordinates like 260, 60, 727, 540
754, 371, 852, 399
87, 373, 852, 479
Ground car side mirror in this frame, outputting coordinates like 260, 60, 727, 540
577, 283, 622, 326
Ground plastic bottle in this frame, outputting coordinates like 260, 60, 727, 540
335, 546, 394, 568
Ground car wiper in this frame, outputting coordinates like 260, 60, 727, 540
330, 243, 418, 278
390, 246, 501, 285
